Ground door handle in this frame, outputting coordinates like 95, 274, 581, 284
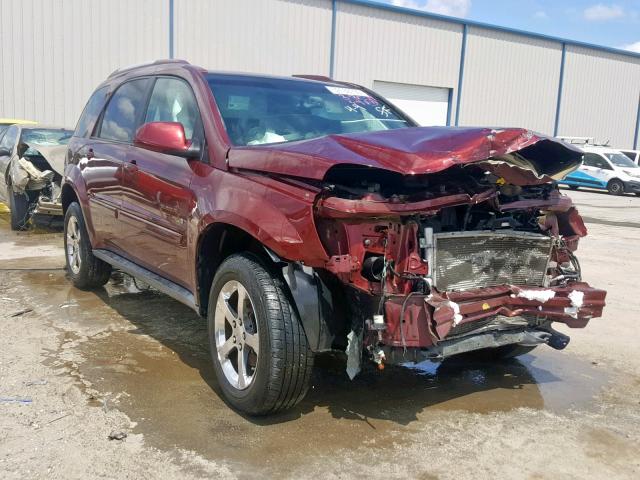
124, 160, 138, 173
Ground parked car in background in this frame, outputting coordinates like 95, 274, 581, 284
0, 118, 38, 139
61, 59, 606, 415
558, 145, 640, 196
0, 125, 73, 229
620, 149, 639, 165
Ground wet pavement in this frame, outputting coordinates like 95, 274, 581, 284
10, 267, 608, 477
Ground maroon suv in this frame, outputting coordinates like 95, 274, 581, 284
63, 59, 606, 415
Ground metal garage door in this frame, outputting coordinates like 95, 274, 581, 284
373, 81, 450, 126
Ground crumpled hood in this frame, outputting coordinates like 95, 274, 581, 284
27, 144, 67, 176
227, 126, 583, 184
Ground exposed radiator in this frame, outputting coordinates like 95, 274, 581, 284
430, 231, 552, 291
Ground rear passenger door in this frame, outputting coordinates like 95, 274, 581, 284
83, 78, 151, 251
119, 76, 200, 289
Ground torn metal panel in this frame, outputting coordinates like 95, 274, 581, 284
28, 144, 67, 176
9, 157, 54, 193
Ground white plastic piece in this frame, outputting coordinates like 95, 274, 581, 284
373, 314, 385, 326
517, 289, 556, 303
564, 306, 578, 318
568, 290, 584, 308
450, 301, 463, 326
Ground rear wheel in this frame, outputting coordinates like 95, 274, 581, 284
607, 179, 624, 196
8, 185, 31, 231
569, 185, 579, 190
208, 253, 313, 415
64, 202, 111, 289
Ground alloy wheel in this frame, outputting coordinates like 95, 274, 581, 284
66, 216, 81, 274
214, 280, 260, 390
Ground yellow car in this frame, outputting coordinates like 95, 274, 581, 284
0, 119, 38, 139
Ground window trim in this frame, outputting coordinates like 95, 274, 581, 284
143, 75, 205, 143
74, 85, 110, 139
139, 74, 208, 163
93, 76, 154, 145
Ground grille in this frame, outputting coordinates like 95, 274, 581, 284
432, 231, 552, 291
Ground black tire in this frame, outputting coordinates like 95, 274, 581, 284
607, 179, 624, 196
635, 192, 640, 197
569, 185, 579, 190
64, 202, 111, 289
471, 344, 537, 361
207, 253, 313, 415
8, 185, 31, 231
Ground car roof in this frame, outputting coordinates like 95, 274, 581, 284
0, 118, 38, 126
19, 125, 73, 132
205, 71, 350, 88
582, 146, 624, 154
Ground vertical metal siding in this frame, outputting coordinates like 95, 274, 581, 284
174, 0, 332, 76
459, 27, 562, 134
333, 2, 462, 119
0, 0, 169, 128
559, 46, 640, 148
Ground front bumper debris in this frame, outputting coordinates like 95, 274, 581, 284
380, 282, 606, 349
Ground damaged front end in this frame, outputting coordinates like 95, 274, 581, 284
8, 143, 66, 223
308, 129, 606, 376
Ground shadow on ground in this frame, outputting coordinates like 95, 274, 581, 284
90, 284, 561, 427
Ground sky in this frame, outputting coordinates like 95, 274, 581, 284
380, 0, 640, 53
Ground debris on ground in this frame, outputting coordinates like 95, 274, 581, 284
25, 379, 48, 386
0, 397, 33, 404
108, 431, 128, 441
10, 308, 33, 317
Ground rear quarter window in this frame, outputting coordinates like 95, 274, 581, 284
97, 78, 151, 142
75, 86, 109, 138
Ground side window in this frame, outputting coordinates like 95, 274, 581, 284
583, 153, 604, 168
98, 78, 151, 142
594, 156, 612, 170
144, 77, 200, 141
0, 125, 19, 152
75, 86, 109, 138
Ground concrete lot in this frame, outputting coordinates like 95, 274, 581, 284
0, 188, 639, 479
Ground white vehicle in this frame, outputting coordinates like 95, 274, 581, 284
620, 149, 640, 165
558, 145, 640, 196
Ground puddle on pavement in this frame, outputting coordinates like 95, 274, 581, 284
0, 206, 64, 269
15, 270, 608, 476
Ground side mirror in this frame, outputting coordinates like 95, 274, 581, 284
134, 122, 201, 159
0, 147, 10, 157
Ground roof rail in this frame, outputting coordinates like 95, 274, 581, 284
292, 74, 333, 82
557, 136, 612, 147
108, 59, 190, 78
556, 136, 595, 145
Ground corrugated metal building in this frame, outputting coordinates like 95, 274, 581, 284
1, 0, 639, 148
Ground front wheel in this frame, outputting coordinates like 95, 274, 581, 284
607, 179, 624, 196
8, 185, 31, 231
208, 253, 313, 415
569, 185, 579, 191
64, 202, 112, 289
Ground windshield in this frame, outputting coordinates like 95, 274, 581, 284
20, 128, 73, 156
605, 152, 638, 168
207, 74, 411, 146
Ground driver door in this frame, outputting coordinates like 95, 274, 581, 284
119, 76, 201, 289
